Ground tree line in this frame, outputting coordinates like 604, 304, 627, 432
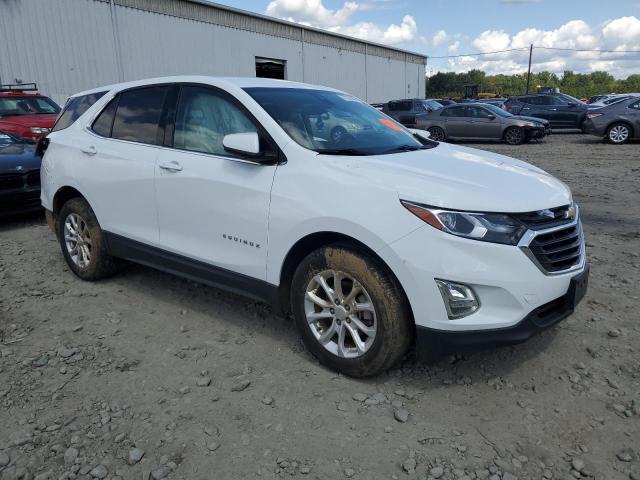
426, 69, 640, 99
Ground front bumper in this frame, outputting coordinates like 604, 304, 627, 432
0, 170, 42, 216
415, 264, 589, 359
524, 126, 548, 139
377, 213, 587, 333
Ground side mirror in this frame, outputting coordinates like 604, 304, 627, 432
223, 132, 261, 158
567, 102, 576, 108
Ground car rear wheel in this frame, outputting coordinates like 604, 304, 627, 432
606, 123, 631, 144
291, 243, 413, 378
504, 126, 524, 145
57, 197, 117, 281
427, 126, 446, 142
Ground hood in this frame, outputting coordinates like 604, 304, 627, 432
0, 143, 40, 174
0, 114, 57, 128
341, 143, 571, 212
514, 115, 549, 125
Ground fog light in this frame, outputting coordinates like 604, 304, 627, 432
435, 279, 480, 319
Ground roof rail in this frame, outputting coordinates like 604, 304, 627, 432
0, 83, 38, 92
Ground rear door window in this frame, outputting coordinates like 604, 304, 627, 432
111, 86, 169, 145
52, 91, 107, 132
441, 106, 466, 117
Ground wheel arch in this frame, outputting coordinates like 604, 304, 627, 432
276, 231, 415, 326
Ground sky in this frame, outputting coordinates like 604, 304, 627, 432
215, 0, 640, 78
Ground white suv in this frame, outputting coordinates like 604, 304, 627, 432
40, 76, 589, 377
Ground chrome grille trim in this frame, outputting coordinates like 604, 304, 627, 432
518, 205, 585, 276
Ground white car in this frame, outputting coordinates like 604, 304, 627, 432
40, 76, 589, 377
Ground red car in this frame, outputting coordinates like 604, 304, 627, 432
0, 83, 61, 143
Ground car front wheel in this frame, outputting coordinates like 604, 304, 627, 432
504, 126, 525, 145
57, 197, 118, 281
606, 123, 631, 144
291, 243, 413, 377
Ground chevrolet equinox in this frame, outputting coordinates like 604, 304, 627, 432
40, 77, 589, 377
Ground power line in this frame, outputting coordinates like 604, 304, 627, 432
535, 46, 640, 53
428, 47, 529, 59
429, 45, 640, 59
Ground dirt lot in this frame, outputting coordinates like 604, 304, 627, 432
1, 133, 638, 480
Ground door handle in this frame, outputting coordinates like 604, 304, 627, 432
159, 161, 183, 172
81, 145, 97, 156
522, 107, 530, 111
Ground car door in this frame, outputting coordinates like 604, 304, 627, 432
80, 85, 170, 245
440, 106, 468, 137
549, 95, 575, 127
154, 84, 278, 280
519, 96, 551, 122
465, 106, 502, 139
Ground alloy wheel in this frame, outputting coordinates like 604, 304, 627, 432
609, 125, 629, 144
505, 127, 523, 145
63, 213, 92, 268
428, 127, 445, 142
304, 269, 377, 358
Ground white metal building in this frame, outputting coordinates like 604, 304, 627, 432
0, 0, 427, 105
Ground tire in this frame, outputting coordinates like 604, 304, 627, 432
606, 122, 631, 145
57, 197, 117, 281
427, 126, 446, 142
290, 243, 413, 377
504, 126, 524, 145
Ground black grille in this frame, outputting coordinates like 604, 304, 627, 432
25, 171, 40, 187
529, 224, 582, 272
0, 174, 23, 190
513, 204, 573, 230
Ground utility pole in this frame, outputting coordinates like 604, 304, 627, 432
525, 44, 533, 94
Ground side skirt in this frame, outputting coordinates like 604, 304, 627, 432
104, 232, 281, 311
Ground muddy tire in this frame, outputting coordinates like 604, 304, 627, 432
291, 243, 413, 378
504, 126, 525, 145
57, 197, 117, 281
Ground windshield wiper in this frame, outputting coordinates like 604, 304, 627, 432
380, 144, 430, 154
317, 148, 369, 156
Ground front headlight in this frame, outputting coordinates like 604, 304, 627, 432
401, 201, 527, 245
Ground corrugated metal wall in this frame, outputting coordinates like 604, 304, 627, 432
0, 0, 426, 105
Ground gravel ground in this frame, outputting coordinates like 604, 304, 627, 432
0, 133, 638, 480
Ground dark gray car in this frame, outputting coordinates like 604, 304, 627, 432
416, 103, 549, 145
582, 96, 640, 144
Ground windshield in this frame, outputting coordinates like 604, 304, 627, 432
423, 100, 443, 111
558, 93, 584, 105
244, 87, 425, 155
482, 104, 513, 117
0, 132, 17, 146
0, 96, 61, 117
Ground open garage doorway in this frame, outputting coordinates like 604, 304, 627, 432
255, 57, 286, 80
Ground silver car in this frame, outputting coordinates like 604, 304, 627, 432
582, 95, 640, 144
417, 103, 549, 145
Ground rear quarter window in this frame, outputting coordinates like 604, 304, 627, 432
52, 91, 107, 132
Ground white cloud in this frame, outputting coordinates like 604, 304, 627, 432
265, 0, 418, 46
602, 16, 640, 50
335, 14, 417, 45
432, 30, 447, 47
447, 40, 460, 54
440, 16, 640, 78
266, 0, 359, 28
